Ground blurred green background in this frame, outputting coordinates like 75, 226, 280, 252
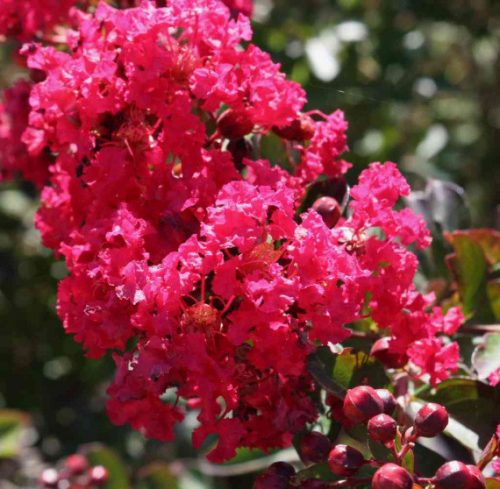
0, 0, 499, 487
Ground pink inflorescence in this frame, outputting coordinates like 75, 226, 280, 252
3, 0, 462, 462
0, 80, 51, 187
0, 0, 80, 42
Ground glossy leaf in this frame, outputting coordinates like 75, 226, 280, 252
472, 333, 500, 381
418, 379, 500, 447
331, 349, 388, 390
445, 232, 495, 321
307, 350, 346, 398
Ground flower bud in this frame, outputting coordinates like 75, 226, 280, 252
414, 403, 448, 437
299, 432, 332, 465
312, 197, 341, 228
89, 466, 109, 487
227, 138, 252, 171
375, 389, 397, 415
273, 113, 315, 141
39, 469, 59, 488
434, 461, 485, 489
266, 462, 295, 479
370, 337, 408, 368
65, 454, 88, 475
327, 444, 364, 477
343, 386, 384, 424
372, 463, 413, 489
253, 462, 294, 489
465, 465, 486, 489
217, 109, 254, 140
368, 414, 397, 443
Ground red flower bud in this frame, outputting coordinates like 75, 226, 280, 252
368, 414, 397, 443
273, 113, 315, 141
253, 462, 294, 489
312, 197, 341, 228
465, 465, 486, 489
370, 337, 408, 368
89, 466, 109, 487
227, 138, 253, 171
375, 389, 397, 415
39, 469, 59, 488
343, 386, 384, 424
267, 462, 295, 479
372, 463, 413, 489
327, 444, 364, 477
65, 454, 88, 475
435, 461, 485, 489
414, 403, 448, 437
299, 432, 332, 465
217, 109, 254, 140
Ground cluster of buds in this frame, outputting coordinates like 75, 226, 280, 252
39, 454, 108, 489
254, 386, 487, 488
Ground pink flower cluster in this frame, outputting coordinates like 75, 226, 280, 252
0, 79, 52, 187
0, 0, 79, 42
1, 0, 462, 462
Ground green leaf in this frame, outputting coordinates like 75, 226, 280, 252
445, 233, 495, 321
331, 350, 388, 390
412, 442, 447, 477
368, 438, 392, 463
418, 379, 500, 447
487, 282, 500, 320
136, 463, 178, 489
0, 410, 29, 458
472, 333, 500, 381
85, 445, 130, 489
394, 431, 414, 473
307, 350, 346, 398
448, 229, 500, 266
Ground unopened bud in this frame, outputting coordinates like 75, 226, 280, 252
327, 444, 364, 477
372, 463, 413, 489
299, 432, 332, 465
312, 197, 341, 228
273, 113, 315, 141
368, 414, 397, 443
370, 337, 408, 368
343, 386, 384, 424
65, 454, 88, 475
414, 403, 448, 437
375, 389, 397, 415
217, 109, 254, 140
434, 461, 485, 489
89, 466, 109, 487
40, 469, 59, 488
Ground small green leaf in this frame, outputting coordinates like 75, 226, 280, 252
85, 444, 130, 489
472, 333, 500, 381
445, 233, 495, 321
307, 351, 346, 398
368, 439, 392, 463
136, 463, 178, 489
0, 410, 29, 458
331, 350, 388, 390
394, 431, 414, 473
